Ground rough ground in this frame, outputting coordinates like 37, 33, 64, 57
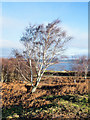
1, 76, 90, 119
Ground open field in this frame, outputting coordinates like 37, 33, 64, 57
1, 76, 90, 120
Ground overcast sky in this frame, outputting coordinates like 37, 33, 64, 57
0, 1, 88, 57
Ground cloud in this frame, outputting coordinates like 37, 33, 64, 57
2, 16, 28, 30
0, 39, 23, 49
2, 16, 29, 49
61, 24, 88, 49
65, 47, 88, 56
61, 24, 88, 56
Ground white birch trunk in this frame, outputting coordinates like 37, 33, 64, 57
31, 77, 41, 93
31, 66, 48, 93
84, 71, 87, 79
29, 59, 33, 86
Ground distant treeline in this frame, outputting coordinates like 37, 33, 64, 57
44, 71, 90, 76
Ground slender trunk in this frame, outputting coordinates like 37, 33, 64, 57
29, 59, 33, 86
31, 66, 48, 93
85, 69, 87, 79
85, 75, 87, 79
31, 77, 41, 93
1, 72, 4, 82
84, 72, 87, 79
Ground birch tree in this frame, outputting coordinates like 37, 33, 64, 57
72, 55, 88, 80
14, 19, 72, 93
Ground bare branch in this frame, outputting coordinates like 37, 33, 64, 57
13, 19, 72, 93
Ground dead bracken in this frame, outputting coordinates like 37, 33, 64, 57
2, 76, 89, 119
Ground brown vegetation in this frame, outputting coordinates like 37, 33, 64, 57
2, 76, 89, 119
0, 58, 36, 83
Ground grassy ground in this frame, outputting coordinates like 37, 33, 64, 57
1, 76, 89, 119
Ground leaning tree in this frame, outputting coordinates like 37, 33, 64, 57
14, 19, 72, 93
